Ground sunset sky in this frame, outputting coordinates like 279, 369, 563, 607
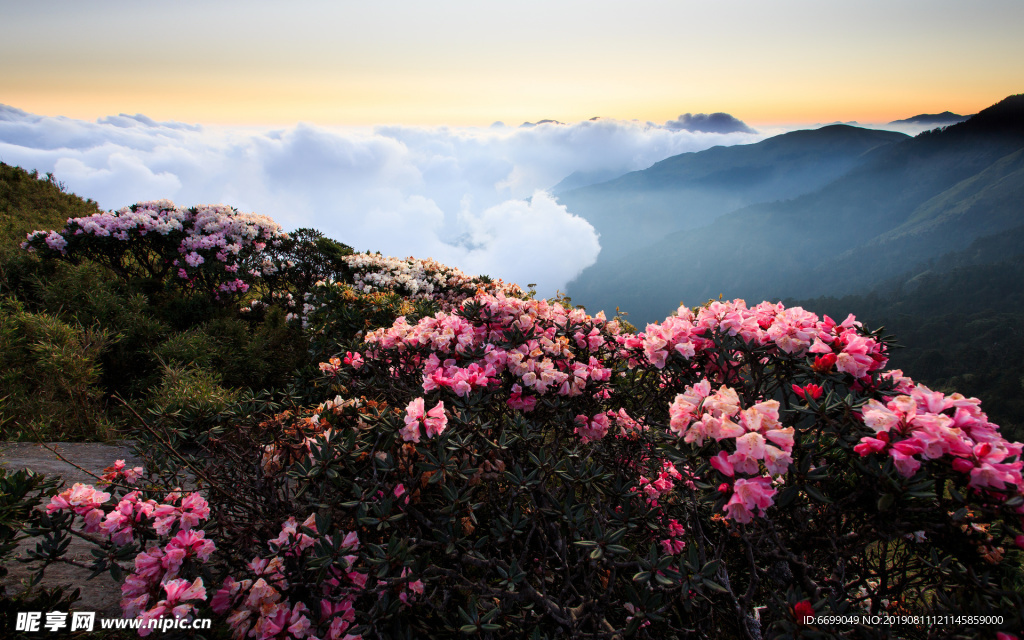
2, 0, 1022, 296
3, 0, 1022, 127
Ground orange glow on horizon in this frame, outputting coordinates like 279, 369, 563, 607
3, 87, 1015, 130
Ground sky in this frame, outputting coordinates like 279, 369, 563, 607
1, 0, 1022, 298
3, 0, 1021, 127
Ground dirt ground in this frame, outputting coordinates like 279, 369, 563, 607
1, 441, 140, 617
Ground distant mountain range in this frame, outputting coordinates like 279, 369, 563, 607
889, 111, 971, 126
556, 125, 907, 265
561, 94, 1024, 325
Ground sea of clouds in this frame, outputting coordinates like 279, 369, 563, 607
0, 105, 771, 296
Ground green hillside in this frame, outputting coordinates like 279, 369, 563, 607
0, 164, 101, 246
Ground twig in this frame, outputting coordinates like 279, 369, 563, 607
22, 422, 138, 492
113, 395, 256, 510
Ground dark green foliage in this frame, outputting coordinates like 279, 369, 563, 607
261, 227, 354, 299
0, 297, 118, 440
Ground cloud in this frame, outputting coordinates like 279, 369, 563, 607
97, 113, 202, 131
663, 112, 755, 134
0, 105, 766, 297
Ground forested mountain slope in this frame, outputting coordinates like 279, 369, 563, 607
568, 94, 1024, 325
555, 125, 907, 263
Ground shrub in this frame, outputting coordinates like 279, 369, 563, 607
0, 298, 118, 440
21, 200, 286, 301
31, 293, 1024, 639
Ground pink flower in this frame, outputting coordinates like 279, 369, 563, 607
424, 401, 448, 438
890, 449, 922, 477
99, 459, 144, 485
669, 380, 711, 439
660, 538, 686, 554
507, 384, 537, 412
400, 397, 425, 442
791, 383, 823, 400
402, 398, 448, 441
162, 577, 207, 605
854, 434, 889, 456
574, 412, 610, 443
709, 451, 735, 477
47, 483, 111, 516
723, 477, 776, 523
667, 519, 685, 537
211, 576, 242, 614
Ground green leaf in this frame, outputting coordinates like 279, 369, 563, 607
805, 485, 831, 504
877, 494, 895, 511
776, 486, 799, 508
624, 616, 642, 636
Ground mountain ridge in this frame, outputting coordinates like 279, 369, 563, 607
555, 124, 908, 263
889, 111, 970, 126
566, 94, 1024, 325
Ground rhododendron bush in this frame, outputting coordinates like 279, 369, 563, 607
15, 204, 1024, 638
24, 288, 1023, 639
22, 200, 286, 299
301, 254, 523, 362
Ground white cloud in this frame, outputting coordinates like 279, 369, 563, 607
0, 106, 766, 296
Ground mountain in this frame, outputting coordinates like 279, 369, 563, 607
556, 125, 907, 264
550, 168, 631, 195
519, 119, 564, 128
889, 111, 971, 126
567, 94, 1024, 325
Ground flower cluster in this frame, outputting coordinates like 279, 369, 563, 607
46, 477, 217, 634
640, 300, 888, 380
400, 397, 448, 442
636, 460, 685, 507
46, 483, 111, 533
122, 528, 216, 633
667, 380, 793, 522
98, 459, 145, 486
856, 384, 1024, 496
22, 200, 286, 298
360, 293, 618, 415
212, 515, 366, 640
342, 253, 522, 306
